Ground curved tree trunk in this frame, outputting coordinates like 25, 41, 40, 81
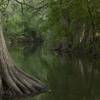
0, 15, 47, 96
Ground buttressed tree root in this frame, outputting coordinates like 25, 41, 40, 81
0, 30, 47, 96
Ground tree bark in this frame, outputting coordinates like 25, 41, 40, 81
0, 13, 47, 96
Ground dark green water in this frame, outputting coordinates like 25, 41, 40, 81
2, 45, 100, 100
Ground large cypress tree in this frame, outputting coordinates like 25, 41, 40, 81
0, 11, 46, 96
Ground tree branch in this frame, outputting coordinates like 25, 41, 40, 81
15, 0, 48, 13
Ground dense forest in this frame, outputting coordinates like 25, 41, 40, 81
0, 0, 100, 99
0, 0, 100, 56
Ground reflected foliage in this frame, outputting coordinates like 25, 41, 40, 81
8, 45, 100, 100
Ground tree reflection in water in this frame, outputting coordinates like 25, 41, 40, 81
8, 46, 100, 100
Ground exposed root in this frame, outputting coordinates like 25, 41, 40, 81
0, 63, 47, 96
0, 54, 47, 96
0, 24, 47, 96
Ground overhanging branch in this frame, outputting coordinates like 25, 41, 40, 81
15, 0, 48, 13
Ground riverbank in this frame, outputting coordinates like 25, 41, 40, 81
6, 36, 100, 58
52, 46, 100, 60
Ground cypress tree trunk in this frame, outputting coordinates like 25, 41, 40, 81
0, 13, 47, 96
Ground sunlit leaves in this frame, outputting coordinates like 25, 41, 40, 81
0, 0, 9, 11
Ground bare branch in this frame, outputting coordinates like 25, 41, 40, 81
15, 0, 48, 13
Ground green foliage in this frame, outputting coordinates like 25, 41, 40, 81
42, 0, 100, 52
0, 0, 100, 53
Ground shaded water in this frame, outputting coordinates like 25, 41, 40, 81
3, 45, 100, 100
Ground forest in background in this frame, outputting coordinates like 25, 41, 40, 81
0, 0, 100, 56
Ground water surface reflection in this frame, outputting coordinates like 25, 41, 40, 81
7, 46, 100, 100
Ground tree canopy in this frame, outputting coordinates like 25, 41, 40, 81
0, 0, 100, 54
